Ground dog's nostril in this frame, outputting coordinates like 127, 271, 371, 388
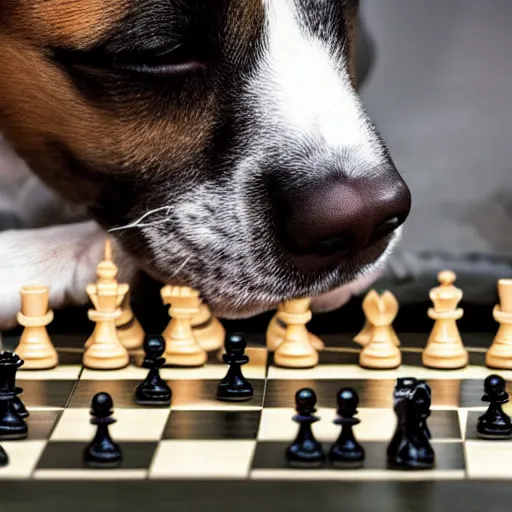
369, 216, 402, 244
312, 234, 355, 257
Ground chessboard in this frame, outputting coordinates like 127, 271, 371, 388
0, 330, 510, 483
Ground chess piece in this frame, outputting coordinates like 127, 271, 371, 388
387, 380, 435, 470
0, 351, 28, 419
0, 352, 28, 440
274, 299, 319, 368
286, 388, 325, 468
116, 291, 144, 351
15, 285, 58, 370
359, 290, 401, 369
83, 247, 130, 369
266, 300, 324, 352
393, 378, 432, 440
328, 388, 365, 469
353, 318, 373, 345
85, 240, 143, 351
486, 279, 512, 369
0, 445, 8, 467
135, 335, 172, 406
422, 270, 468, 369
476, 374, 512, 439
216, 333, 254, 402
161, 286, 207, 367
84, 392, 122, 468
354, 291, 400, 346
191, 303, 225, 352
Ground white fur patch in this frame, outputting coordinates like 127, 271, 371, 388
0, 221, 136, 330
254, 0, 384, 174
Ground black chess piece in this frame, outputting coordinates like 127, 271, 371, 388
387, 379, 435, 470
135, 335, 172, 406
0, 444, 8, 467
477, 374, 512, 440
393, 378, 432, 440
83, 392, 122, 468
0, 352, 28, 440
328, 388, 364, 469
216, 333, 254, 402
286, 388, 325, 468
2, 351, 28, 419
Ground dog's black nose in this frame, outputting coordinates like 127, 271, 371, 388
276, 173, 411, 274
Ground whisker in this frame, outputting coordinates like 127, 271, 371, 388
169, 255, 193, 279
108, 206, 172, 233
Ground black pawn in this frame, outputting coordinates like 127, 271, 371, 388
216, 333, 253, 402
0, 352, 27, 440
286, 388, 325, 468
84, 392, 122, 468
328, 388, 364, 469
477, 374, 512, 440
135, 335, 172, 406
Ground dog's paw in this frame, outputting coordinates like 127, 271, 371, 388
0, 221, 136, 331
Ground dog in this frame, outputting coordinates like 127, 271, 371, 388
0, 0, 411, 330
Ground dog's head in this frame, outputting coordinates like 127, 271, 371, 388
0, 0, 411, 318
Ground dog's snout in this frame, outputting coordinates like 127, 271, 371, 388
276, 172, 411, 274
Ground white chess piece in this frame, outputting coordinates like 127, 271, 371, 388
486, 279, 512, 369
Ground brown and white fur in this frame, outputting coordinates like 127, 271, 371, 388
0, 0, 410, 330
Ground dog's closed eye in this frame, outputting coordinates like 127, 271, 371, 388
111, 43, 207, 76
51, 41, 206, 78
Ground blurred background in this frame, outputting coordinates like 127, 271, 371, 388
355, 0, 512, 310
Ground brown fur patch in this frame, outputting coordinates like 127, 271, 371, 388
0, 0, 130, 48
0, 34, 215, 204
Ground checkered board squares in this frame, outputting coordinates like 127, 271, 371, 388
2, 331, 512, 482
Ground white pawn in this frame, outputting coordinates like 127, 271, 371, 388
486, 279, 512, 369
273, 299, 319, 368
422, 270, 468, 369
359, 290, 401, 369
266, 299, 324, 352
161, 286, 207, 367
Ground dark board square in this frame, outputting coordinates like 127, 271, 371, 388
68, 380, 141, 408
37, 441, 157, 470
428, 410, 461, 440
26, 410, 63, 440
162, 410, 262, 440
251, 440, 465, 471
19, 380, 77, 408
